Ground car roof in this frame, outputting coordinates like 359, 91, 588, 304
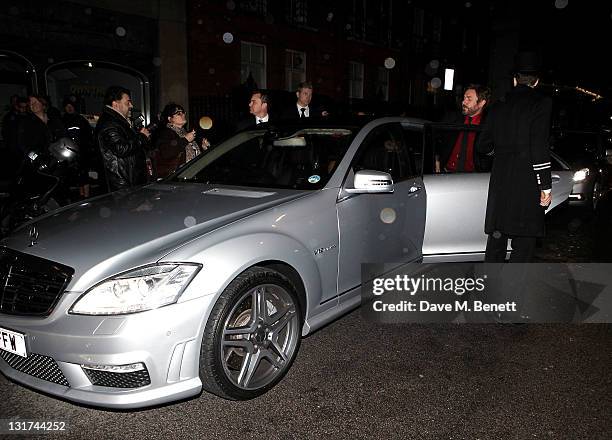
238, 115, 430, 133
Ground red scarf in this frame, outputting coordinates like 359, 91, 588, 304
445, 113, 483, 172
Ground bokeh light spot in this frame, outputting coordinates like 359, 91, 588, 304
380, 208, 397, 224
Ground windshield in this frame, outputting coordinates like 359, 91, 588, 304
172, 126, 356, 189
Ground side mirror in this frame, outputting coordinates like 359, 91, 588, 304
345, 170, 394, 194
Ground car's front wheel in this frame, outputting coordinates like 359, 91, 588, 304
199, 267, 302, 400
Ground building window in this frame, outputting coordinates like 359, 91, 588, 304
433, 16, 442, 43
239, 0, 267, 16
285, 50, 306, 91
376, 67, 389, 101
287, 0, 308, 24
347, 0, 366, 40
413, 7, 424, 37
241, 41, 266, 88
349, 62, 364, 99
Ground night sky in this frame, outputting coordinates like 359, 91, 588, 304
510, 0, 611, 93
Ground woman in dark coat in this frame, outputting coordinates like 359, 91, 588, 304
154, 103, 209, 177
16, 94, 65, 158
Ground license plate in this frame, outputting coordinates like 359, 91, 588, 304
0, 327, 27, 358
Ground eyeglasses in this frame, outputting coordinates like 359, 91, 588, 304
172, 110, 186, 116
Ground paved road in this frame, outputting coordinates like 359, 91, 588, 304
536, 195, 612, 263
1, 199, 611, 440
1, 320, 610, 439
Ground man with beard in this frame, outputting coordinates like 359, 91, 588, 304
95, 86, 151, 192
438, 84, 491, 173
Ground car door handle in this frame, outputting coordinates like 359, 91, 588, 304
552, 174, 560, 183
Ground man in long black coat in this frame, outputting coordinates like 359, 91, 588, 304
476, 52, 552, 262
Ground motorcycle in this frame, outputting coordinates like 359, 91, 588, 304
0, 137, 80, 236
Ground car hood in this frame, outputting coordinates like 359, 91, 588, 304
1, 183, 308, 283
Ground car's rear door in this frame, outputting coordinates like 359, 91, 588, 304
420, 123, 490, 260
422, 123, 573, 261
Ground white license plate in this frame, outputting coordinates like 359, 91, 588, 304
0, 327, 27, 358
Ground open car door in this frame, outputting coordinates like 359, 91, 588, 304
421, 123, 573, 262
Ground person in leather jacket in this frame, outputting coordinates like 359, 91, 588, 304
95, 86, 151, 192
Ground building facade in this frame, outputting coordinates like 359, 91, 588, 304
187, 0, 491, 125
0, 0, 188, 126
1, 0, 492, 135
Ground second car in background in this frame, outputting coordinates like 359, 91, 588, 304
550, 130, 611, 210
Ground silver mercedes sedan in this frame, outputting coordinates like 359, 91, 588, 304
0, 117, 573, 408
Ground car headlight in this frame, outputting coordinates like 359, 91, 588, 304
572, 168, 590, 183
70, 264, 201, 315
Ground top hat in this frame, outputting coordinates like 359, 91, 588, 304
513, 51, 542, 74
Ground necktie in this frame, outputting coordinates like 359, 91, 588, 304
300, 108, 306, 118
457, 117, 471, 172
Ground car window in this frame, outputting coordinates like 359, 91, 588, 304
550, 154, 566, 171
401, 126, 424, 176
550, 151, 575, 171
426, 123, 490, 174
352, 123, 415, 182
173, 127, 356, 190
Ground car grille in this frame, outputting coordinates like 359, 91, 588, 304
83, 367, 151, 389
0, 350, 70, 386
0, 247, 74, 316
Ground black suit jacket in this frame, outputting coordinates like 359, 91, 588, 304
233, 114, 273, 132
278, 104, 325, 120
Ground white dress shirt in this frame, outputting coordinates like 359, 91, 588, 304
297, 105, 309, 118
256, 114, 269, 124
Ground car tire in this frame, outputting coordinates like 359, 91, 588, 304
199, 266, 302, 400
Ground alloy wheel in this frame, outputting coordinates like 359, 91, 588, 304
220, 283, 300, 390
